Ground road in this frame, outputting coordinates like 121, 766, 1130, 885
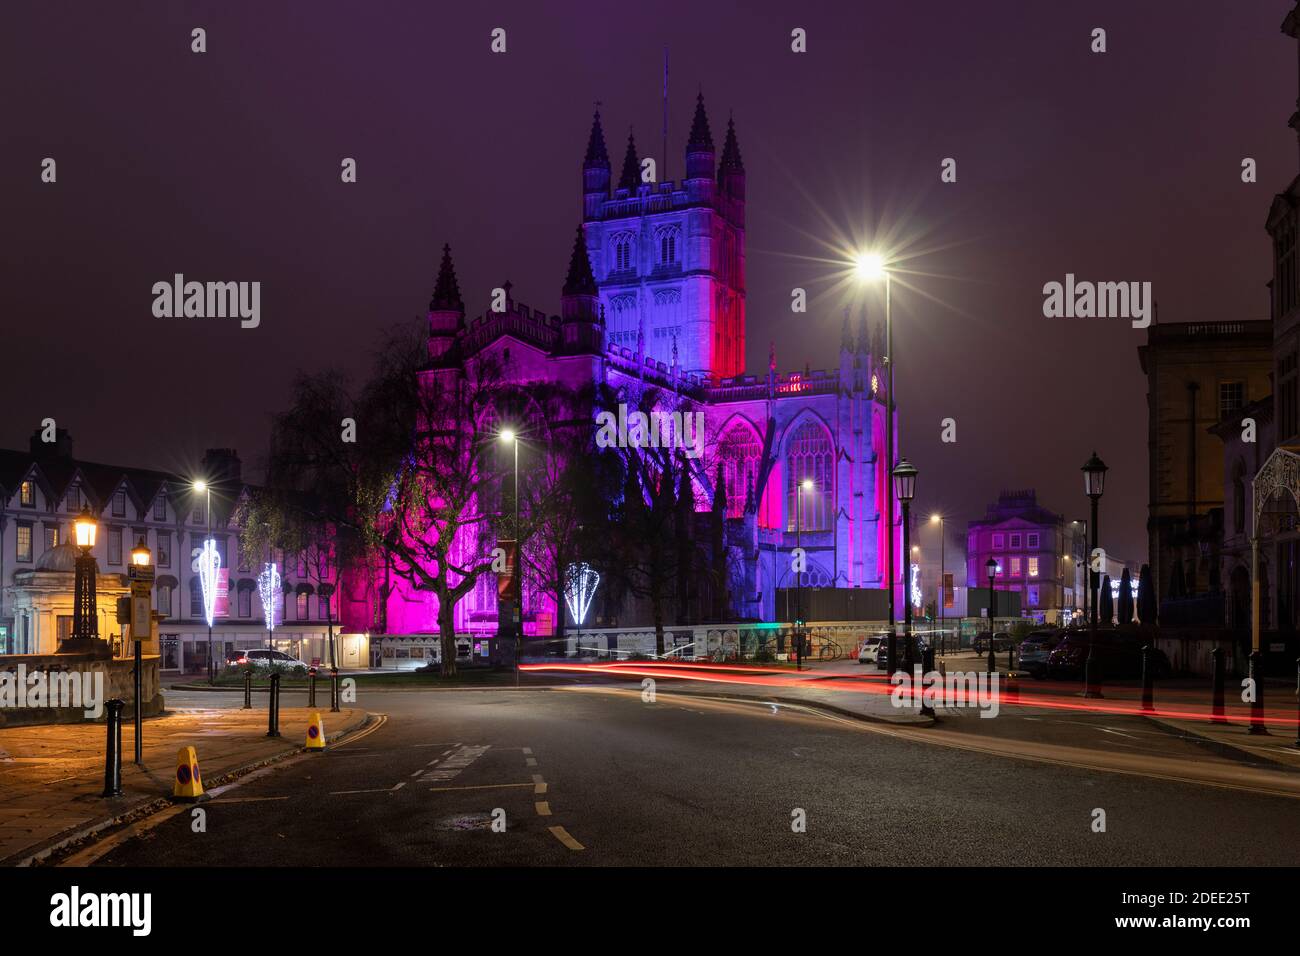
81, 685, 1300, 867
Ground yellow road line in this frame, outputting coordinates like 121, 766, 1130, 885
548, 825, 584, 850
535, 801, 552, 816
426, 782, 534, 792
532, 774, 547, 795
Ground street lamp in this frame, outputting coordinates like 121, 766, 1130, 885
985, 557, 998, 674
892, 459, 917, 673
131, 539, 151, 567
70, 506, 100, 651
856, 251, 897, 650
128, 538, 152, 764
931, 513, 946, 655
500, 428, 521, 684
793, 477, 814, 670
193, 479, 217, 685
1082, 452, 1108, 698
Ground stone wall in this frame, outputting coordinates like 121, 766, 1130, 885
0, 652, 162, 727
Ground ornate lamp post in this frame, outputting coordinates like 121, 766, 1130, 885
68, 506, 102, 653
986, 557, 998, 674
892, 459, 918, 671
1082, 452, 1108, 698
129, 538, 152, 764
192, 479, 219, 684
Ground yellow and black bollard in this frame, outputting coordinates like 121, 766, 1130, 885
173, 746, 204, 801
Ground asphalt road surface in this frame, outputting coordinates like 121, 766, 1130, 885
85, 687, 1300, 866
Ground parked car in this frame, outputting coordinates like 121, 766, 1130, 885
858, 635, 887, 664
1045, 630, 1170, 681
1016, 629, 1064, 678
972, 631, 1014, 656
229, 648, 309, 670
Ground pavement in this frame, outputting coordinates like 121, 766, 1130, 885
0, 704, 368, 866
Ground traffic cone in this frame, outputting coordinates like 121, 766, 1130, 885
305, 711, 326, 751
173, 746, 205, 801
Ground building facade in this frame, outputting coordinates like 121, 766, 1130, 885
965, 489, 1088, 619
0, 434, 346, 672
338, 96, 900, 639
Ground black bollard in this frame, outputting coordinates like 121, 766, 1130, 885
330, 667, 340, 713
243, 668, 252, 709
1141, 645, 1155, 712
920, 647, 936, 718
1248, 650, 1268, 736
1210, 646, 1226, 725
308, 667, 317, 709
887, 631, 898, 679
133, 640, 143, 765
102, 699, 125, 797
267, 672, 282, 738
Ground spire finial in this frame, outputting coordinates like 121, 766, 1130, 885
563, 225, 597, 297
430, 243, 463, 312
584, 108, 610, 167
618, 128, 639, 190
687, 91, 714, 153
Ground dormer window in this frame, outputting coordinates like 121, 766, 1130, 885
19, 480, 34, 508
65, 486, 80, 512
112, 489, 127, 517
153, 495, 166, 521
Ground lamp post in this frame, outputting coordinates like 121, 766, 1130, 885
129, 538, 151, 765
193, 480, 217, 684
794, 477, 814, 670
1082, 452, 1108, 698
500, 429, 521, 684
856, 253, 897, 644
931, 513, 945, 654
69, 507, 100, 653
986, 557, 998, 674
892, 460, 917, 672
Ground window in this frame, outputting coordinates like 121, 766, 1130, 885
19, 480, 34, 507
1010, 534, 1021, 549
655, 226, 680, 266
153, 495, 166, 521
65, 485, 80, 512
1010, 557, 1021, 576
16, 523, 33, 562
992, 533, 1005, 549
108, 528, 122, 565
1028, 585, 1040, 607
1028, 557, 1040, 577
995, 557, 1005, 577
192, 503, 204, 525
189, 578, 203, 617
296, 592, 309, 620
238, 587, 252, 618
1027, 533, 1039, 548
44, 526, 58, 551
112, 490, 126, 517
157, 584, 173, 618
612, 233, 635, 273
1233, 459, 1247, 533
156, 531, 171, 568
1219, 381, 1245, 420
785, 421, 833, 532
942, 572, 954, 609
717, 423, 761, 519
318, 592, 331, 620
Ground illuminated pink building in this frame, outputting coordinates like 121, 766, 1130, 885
339, 96, 898, 638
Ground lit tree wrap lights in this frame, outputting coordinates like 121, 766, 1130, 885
257, 562, 281, 632
564, 562, 600, 626
197, 538, 222, 628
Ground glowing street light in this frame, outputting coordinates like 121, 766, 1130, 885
854, 251, 887, 282
131, 538, 152, 567
193, 478, 218, 684
70, 506, 100, 649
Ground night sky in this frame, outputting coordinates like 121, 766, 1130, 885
4, 1, 1294, 563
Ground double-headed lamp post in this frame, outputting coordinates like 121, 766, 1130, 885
931, 513, 946, 655
70, 507, 100, 651
1082, 452, 1108, 698
986, 557, 998, 674
500, 429, 521, 684
794, 477, 814, 670
892, 459, 917, 672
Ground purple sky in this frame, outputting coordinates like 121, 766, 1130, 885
3, 0, 1295, 562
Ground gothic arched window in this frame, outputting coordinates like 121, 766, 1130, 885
612, 232, 636, 274
718, 422, 760, 518
655, 225, 680, 266
785, 420, 833, 532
